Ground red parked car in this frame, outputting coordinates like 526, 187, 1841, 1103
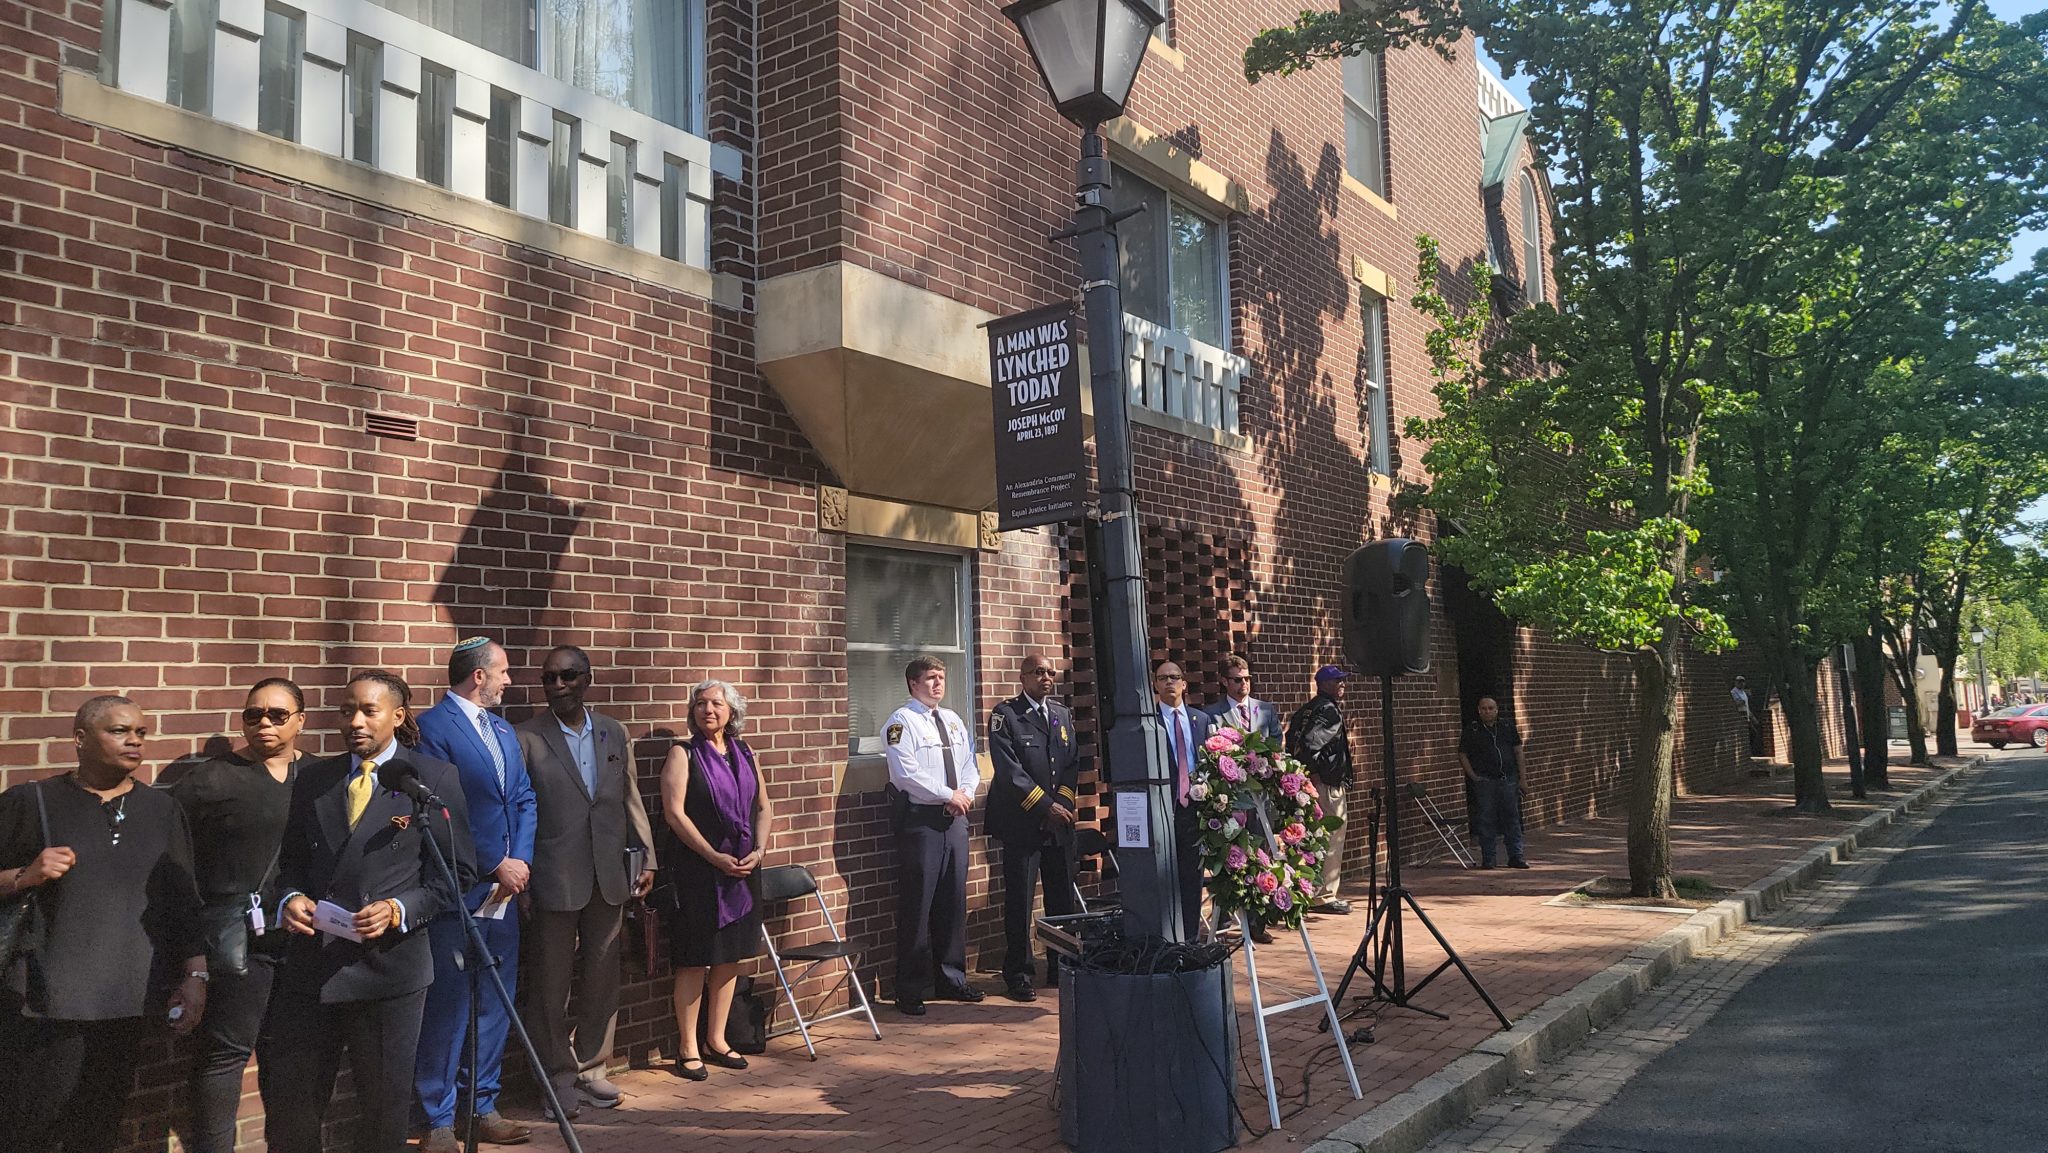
1972, 704, 2048, 748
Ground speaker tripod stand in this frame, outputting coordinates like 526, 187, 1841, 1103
1322, 677, 1510, 1041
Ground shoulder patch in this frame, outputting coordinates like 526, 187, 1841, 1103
886, 723, 905, 746
992, 712, 1006, 733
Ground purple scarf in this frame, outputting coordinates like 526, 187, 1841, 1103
692, 738, 757, 928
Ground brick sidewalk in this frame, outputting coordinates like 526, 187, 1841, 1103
491, 762, 1939, 1153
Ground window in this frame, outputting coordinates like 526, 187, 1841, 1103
542, 0, 705, 132
1363, 292, 1391, 475
168, 0, 217, 113
1341, 51, 1386, 196
846, 545, 974, 757
1109, 165, 1228, 348
1520, 172, 1545, 304
347, 37, 380, 163
607, 136, 633, 245
1152, 0, 1172, 45
370, 0, 533, 64
255, 6, 302, 140
418, 64, 457, 188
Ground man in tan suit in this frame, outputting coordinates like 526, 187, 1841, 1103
516, 646, 657, 1117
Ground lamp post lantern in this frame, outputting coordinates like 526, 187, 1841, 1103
1002, 0, 1183, 945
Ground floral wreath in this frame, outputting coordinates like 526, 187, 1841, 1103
1191, 725, 1342, 930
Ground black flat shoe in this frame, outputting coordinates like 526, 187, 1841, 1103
1004, 976, 1037, 1002
933, 983, 986, 1003
1508, 859, 1530, 869
896, 999, 927, 1016
673, 1059, 708, 1081
703, 1048, 749, 1070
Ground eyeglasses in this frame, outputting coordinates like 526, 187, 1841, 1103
541, 670, 588, 685
242, 707, 300, 727
1227, 674, 1252, 682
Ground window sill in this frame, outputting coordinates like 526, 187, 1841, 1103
1147, 35, 1187, 72
1131, 404, 1252, 454
1342, 173, 1399, 221
59, 70, 741, 308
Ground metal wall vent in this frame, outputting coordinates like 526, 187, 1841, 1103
365, 412, 420, 441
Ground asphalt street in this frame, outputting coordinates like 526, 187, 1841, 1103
1550, 751, 2048, 1153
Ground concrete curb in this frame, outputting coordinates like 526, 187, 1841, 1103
1303, 759, 1980, 1153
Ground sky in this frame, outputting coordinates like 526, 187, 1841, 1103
1478, 0, 2045, 279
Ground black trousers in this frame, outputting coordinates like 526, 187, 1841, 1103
893, 804, 969, 999
189, 948, 278, 1153
1175, 803, 1204, 940
999, 834, 1077, 979
258, 985, 428, 1153
0, 1011, 144, 1152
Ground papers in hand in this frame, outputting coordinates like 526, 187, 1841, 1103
312, 899, 365, 942
476, 884, 513, 921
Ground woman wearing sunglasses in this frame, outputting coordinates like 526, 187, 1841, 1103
169, 677, 309, 1153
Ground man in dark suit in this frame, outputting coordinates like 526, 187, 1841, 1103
1155, 660, 1216, 941
1206, 653, 1282, 741
263, 670, 474, 1153
515, 645, 657, 1117
413, 637, 538, 1150
985, 653, 1084, 1002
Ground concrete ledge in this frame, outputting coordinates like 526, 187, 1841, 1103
1310, 759, 1977, 1153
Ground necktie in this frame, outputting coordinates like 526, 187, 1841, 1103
1174, 710, 1192, 804
346, 758, 376, 828
577, 726, 597, 797
933, 710, 959, 791
477, 710, 506, 792
1238, 701, 1254, 730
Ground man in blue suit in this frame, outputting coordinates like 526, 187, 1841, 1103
413, 637, 538, 1150
1155, 660, 1217, 942
1205, 653, 1282, 741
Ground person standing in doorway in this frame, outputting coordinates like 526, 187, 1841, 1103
1288, 666, 1355, 915
986, 654, 1083, 1001
1207, 654, 1282, 741
882, 656, 982, 1015
1459, 696, 1529, 869
414, 637, 538, 1150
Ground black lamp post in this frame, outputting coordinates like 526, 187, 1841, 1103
1004, 0, 1184, 944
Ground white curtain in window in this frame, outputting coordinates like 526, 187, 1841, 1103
543, 0, 700, 130
369, 0, 534, 64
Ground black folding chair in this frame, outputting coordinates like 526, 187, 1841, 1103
756, 864, 881, 1059
1070, 826, 1120, 912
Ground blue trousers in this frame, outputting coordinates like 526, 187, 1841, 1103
415, 907, 519, 1128
1471, 774, 1525, 865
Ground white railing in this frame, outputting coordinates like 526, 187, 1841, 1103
1477, 66, 1525, 119
1123, 313, 1248, 436
107, 0, 717, 268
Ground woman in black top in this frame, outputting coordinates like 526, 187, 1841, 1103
171, 677, 308, 1153
0, 695, 206, 1152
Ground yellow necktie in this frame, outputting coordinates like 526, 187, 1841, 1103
346, 759, 376, 827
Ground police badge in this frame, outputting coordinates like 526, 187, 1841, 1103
886, 722, 905, 745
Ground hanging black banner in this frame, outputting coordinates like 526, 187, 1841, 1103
988, 302, 1088, 531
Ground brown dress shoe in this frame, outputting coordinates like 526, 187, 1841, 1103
476, 1111, 532, 1145
421, 1128, 461, 1153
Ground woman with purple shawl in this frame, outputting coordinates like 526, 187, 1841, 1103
659, 679, 774, 1080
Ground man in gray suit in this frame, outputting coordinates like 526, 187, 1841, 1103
515, 646, 657, 1117
1206, 653, 1282, 741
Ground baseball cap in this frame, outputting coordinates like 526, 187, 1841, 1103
1315, 664, 1350, 682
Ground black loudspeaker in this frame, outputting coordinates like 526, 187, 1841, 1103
1342, 538, 1432, 676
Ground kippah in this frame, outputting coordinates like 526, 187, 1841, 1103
452, 636, 493, 654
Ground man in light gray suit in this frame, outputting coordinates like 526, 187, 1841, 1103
1206, 653, 1282, 741
515, 645, 657, 1117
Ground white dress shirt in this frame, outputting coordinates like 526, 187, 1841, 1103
883, 700, 979, 806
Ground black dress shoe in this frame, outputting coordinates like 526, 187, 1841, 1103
673, 1059, 708, 1081
1508, 859, 1530, 869
1311, 898, 1352, 915
1480, 861, 1498, 870
896, 998, 927, 1016
703, 1048, 749, 1070
1004, 975, 1037, 1002
933, 983, 986, 1003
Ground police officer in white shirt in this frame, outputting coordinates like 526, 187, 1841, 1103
882, 655, 984, 1015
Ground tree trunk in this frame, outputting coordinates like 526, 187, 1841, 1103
1780, 658, 1832, 813
1854, 626, 1890, 788
1936, 661, 1959, 758
1627, 632, 1681, 899
1880, 627, 1931, 765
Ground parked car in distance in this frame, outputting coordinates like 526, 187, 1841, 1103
1971, 704, 2048, 748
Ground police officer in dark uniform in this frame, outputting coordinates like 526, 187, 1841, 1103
985, 654, 1084, 1002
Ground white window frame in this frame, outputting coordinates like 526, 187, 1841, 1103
845, 542, 976, 758
1521, 171, 1545, 304
1342, 49, 1387, 196
1112, 163, 1232, 349
1363, 290, 1391, 475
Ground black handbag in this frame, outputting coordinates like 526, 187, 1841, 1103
0, 783, 52, 977
695, 973, 769, 1055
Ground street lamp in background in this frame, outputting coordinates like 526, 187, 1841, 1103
1003, 0, 1183, 945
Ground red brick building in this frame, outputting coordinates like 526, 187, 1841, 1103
0, 0, 1788, 1145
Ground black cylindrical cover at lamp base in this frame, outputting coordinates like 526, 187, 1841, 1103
1058, 959, 1240, 1153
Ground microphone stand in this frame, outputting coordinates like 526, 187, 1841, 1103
406, 787, 585, 1153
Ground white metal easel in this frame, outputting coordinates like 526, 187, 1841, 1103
1234, 797, 1362, 1129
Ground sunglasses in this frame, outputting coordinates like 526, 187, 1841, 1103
1227, 674, 1252, 682
1157, 674, 1186, 682
541, 670, 589, 685
242, 707, 301, 727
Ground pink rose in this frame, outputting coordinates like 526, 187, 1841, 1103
1204, 732, 1235, 753
1255, 872, 1279, 894
1214, 725, 1243, 743
1279, 772, 1307, 798
1297, 876, 1314, 895
1282, 822, 1307, 845
1254, 848, 1271, 867
1218, 755, 1245, 782
1225, 845, 1248, 871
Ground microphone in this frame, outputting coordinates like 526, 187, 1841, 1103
376, 758, 444, 807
